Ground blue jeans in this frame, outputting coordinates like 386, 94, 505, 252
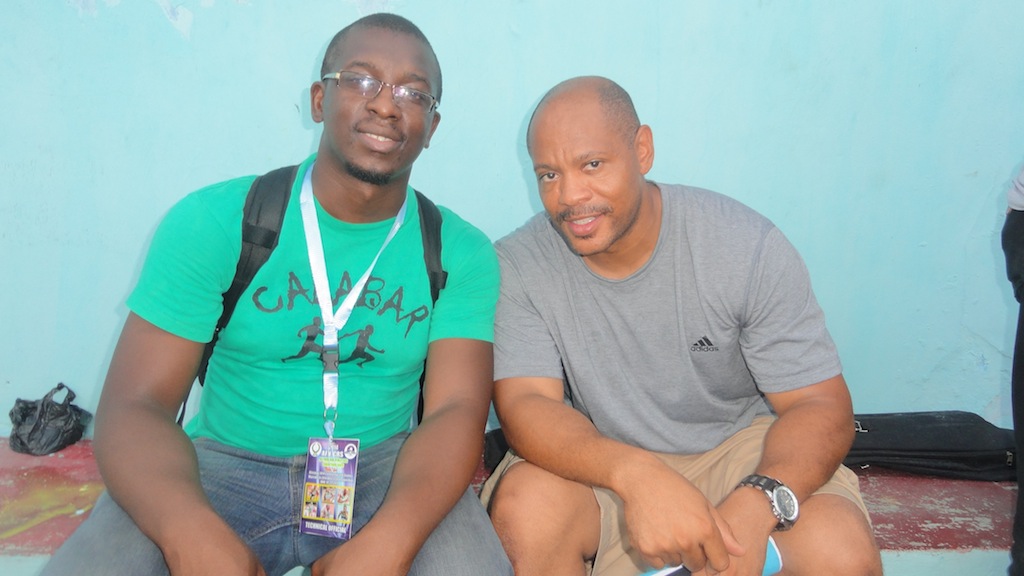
41, 434, 511, 576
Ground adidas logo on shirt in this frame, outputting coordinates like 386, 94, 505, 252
690, 336, 719, 352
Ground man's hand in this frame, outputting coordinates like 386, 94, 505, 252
690, 488, 776, 576
161, 517, 266, 576
620, 460, 744, 573
309, 528, 412, 576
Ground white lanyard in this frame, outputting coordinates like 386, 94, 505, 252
298, 164, 407, 438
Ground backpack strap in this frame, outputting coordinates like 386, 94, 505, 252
177, 165, 297, 425
414, 190, 447, 422
415, 190, 448, 304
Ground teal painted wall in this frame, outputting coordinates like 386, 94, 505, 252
2, 1, 1023, 435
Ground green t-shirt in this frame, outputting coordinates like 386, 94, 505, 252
128, 156, 499, 456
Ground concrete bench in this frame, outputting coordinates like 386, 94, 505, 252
853, 465, 1016, 572
0, 440, 1016, 574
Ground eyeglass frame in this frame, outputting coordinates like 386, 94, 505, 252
321, 70, 439, 113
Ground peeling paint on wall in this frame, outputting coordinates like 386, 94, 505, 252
68, 0, 255, 38
154, 0, 195, 37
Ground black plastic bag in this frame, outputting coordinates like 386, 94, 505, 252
9, 383, 93, 455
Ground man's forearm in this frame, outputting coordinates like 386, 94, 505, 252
357, 401, 486, 561
757, 395, 854, 500
95, 400, 226, 552
92, 313, 234, 558
499, 390, 667, 496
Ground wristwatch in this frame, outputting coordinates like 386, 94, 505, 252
737, 474, 799, 531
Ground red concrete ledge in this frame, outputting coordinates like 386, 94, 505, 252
854, 467, 1016, 551
0, 440, 1016, 556
0, 440, 103, 556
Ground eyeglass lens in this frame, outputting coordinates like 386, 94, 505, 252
337, 72, 435, 111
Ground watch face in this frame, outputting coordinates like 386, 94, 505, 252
774, 487, 799, 520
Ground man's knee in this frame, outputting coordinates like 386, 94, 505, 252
778, 494, 882, 576
487, 461, 600, 553
819, 535, 883, 576
489, 462, 566, 531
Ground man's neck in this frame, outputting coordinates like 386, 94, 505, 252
310, 160, 409, 223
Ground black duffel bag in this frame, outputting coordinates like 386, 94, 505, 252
843, 410, 1016, 481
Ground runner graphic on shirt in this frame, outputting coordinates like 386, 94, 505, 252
282, 317, 324, 362
338, 324, 385, 367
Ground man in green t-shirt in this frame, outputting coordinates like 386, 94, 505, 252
42, 13, 510, 576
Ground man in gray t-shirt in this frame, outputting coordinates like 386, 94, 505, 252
482, 77, 881, 576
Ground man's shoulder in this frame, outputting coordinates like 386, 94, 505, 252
494, 212, 554, 255
431, 201, 495, 255
425, 201, 499, 297
660, 182, 776, 243
151, 175, 259, 243
660, 182, 771, 223
173, 173, 260, 217
184, 159, 309, 212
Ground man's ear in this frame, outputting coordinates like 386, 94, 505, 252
634, 124, 655, 174
310, 81, 325, 124
423, 111, 441, 149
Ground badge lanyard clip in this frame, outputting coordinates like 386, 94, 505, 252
321, 344, 340, 438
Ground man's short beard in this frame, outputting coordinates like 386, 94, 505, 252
547, 197, 642, 258
344, 161, 392, 186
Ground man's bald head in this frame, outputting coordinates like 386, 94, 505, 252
527, 76, 641, 152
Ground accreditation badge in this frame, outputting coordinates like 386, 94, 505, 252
299, 437, 359, 539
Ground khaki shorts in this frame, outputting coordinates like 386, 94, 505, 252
479, 416, 870, 576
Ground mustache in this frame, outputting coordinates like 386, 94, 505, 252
555, 204, 612, 224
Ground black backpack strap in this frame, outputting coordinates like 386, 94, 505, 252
177, 164, 297, 425
414, 190, 447, 422
415, 190, 448, 304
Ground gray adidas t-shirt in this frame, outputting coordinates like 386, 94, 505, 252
494, 183, 842, 454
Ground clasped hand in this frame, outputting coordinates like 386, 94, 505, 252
622, 467, 745, 575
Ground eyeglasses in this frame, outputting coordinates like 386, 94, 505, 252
322, 70, 438, 113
